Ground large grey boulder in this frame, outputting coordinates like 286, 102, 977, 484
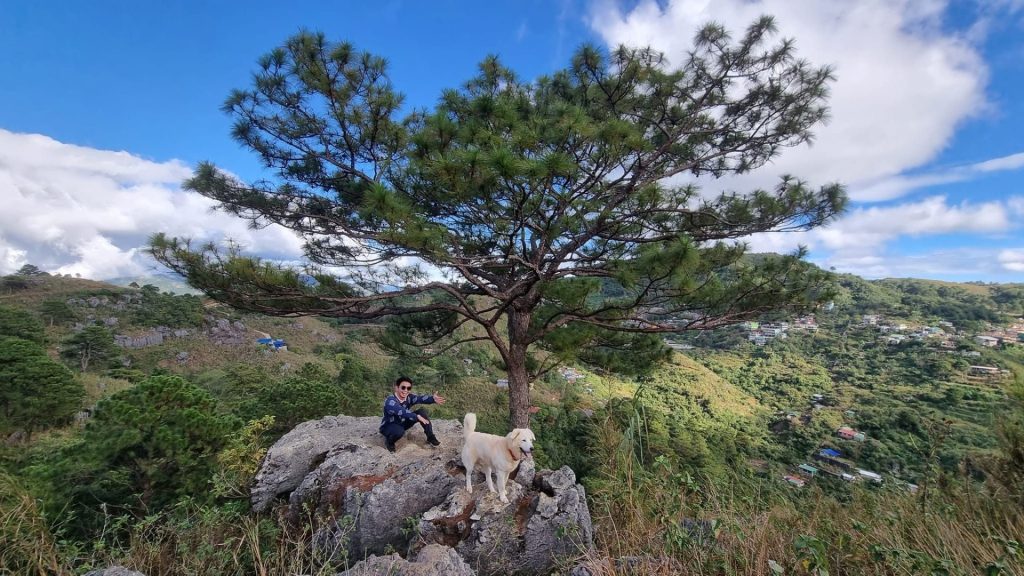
254, 415, 594, 575
251, 415, 462, 513
252, 415, 463, 561
336, 544, 475, 576
415, 465, 593, 576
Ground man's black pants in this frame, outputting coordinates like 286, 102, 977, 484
380, 408, 434, 443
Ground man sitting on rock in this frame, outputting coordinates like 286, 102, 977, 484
380, 376, 446, 452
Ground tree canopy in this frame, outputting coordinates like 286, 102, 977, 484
0, 336, 84, 437
152, 18, 846, 426
42, 375, 236, 537
61, 325, 117, 372
0, 305, 45, 344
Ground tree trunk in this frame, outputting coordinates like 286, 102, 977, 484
507, 310, 531, 429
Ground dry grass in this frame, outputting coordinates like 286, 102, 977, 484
579, 411, 1024, 576
586, 472, 1023, 575
0, 471, 66, 576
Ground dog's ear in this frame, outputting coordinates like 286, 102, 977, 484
507, 429, 521, 441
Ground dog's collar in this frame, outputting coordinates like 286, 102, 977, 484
507, 447, 523, 462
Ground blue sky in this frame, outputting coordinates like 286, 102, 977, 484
0, 0, 1022, 282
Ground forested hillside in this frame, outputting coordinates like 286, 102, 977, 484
2, 268, 1022, 575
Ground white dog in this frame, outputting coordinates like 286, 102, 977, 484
462, 413, 535, 503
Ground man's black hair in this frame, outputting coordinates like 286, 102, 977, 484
395, 376, 413, 387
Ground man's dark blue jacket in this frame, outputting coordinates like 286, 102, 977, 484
380, 393, 436, 431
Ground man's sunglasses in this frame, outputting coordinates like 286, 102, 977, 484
398, 385, 412, 391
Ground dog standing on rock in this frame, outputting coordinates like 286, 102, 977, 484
461, 413, 535, 503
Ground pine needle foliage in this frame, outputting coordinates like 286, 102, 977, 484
151, 18, 846, 426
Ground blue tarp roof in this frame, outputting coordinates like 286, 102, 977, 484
821, 448, 841, 457
256, 338, 273, 344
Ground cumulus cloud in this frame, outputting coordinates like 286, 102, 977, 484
826, 248, 1015, 279
0, 129, 305, 278
999, 249, 1024, 272
589, 1, 1024, 280
854, 150, 1024, 201
589, 0, 988, 197
744, 195, 1023, 273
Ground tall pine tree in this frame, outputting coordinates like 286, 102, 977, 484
152, 18, 846, 427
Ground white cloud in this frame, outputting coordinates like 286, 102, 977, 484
826, 248, 1016, 279
516, 20, 529, 41
817, 196, 1012, 252
854, 150, 1024, 201
0, 129, 305, 278
589, 0, 988, 198
744, 195, 1023, 275
999, 249, 1024, 272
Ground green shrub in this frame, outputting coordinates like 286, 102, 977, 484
40, 375, 238, 538
131, 285, 203, 327
0, 336, 84, 437
0, 305, 45, 343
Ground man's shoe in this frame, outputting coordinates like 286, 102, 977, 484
427, 436, 441, 447
385, 439, 397, 453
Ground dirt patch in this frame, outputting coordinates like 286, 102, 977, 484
322, 472, 392, 517
429, 500, 478, 548
445, 459, 467, 477
514, 494, 537, 535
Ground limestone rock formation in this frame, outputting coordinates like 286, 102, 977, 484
416, 465, 593, 576
252, 415, 594, 575
336, 544, 475, 576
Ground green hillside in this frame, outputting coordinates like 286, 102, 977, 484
2, 269, 1022, 575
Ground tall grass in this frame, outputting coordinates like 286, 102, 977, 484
0, 471, 65, 576
579, 407, 1024, 576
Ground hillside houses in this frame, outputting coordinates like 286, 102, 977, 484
559, 366, 585, 383
975, 335, 999, 347
837, 426, 866, 442
745, 321, 791, 346
792, 315, 818, 331
966, 365, 1011, 380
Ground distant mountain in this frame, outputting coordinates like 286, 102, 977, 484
105, 273, 201, 295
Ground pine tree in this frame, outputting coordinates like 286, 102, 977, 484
16, 264, 45, 276
151, 19, 846, 427
61, 325, 117, 372
0, 305, 45, 343
0, 336, 84, 437
47, 375, 236, 536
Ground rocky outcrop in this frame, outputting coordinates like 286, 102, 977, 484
337, 544, 475, 576
252, 415, 462, 513
251, 415, 462, 562
252, 415, 594, 575
416, 465, 593, 576
113, 325, 193, 349
208, 317, 248, 344
115, 331, 164, 348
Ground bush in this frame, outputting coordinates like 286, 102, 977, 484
40, 375, 238, 538
0, 305, 45, 343
242, 363, 345, 431
0, 336, 84, 437
131, 285, 203, 327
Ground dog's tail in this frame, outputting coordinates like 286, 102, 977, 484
463, 413, 477, 434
